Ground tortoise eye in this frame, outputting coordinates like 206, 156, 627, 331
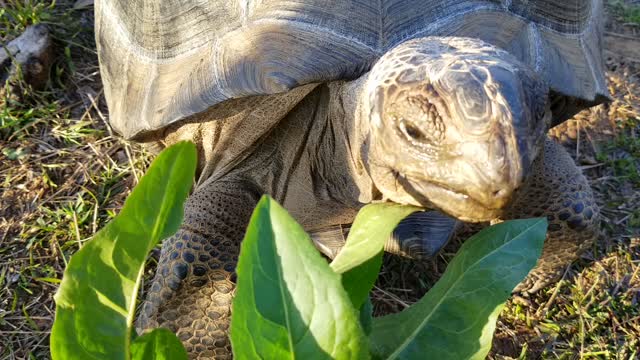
400, 119, 430, 144
388, 94, 445, 147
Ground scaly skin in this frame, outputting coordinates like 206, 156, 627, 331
507, 139, 600, 293
137, 178, 261, 359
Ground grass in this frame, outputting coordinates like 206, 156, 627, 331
1, 1, 150, 358
597, 117, 640, 186
0, 1, 55, 40
1, 1, 639, 359
611, 0, 640, 25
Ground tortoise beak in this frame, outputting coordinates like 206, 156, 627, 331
450, 132, 530, 211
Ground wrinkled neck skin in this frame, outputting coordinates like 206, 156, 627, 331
225, 80, 376, 231
332, 77, 381, 201
291, 80, 380, 210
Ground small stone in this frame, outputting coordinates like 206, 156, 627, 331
0, 25, 54, 100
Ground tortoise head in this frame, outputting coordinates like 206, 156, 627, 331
364, 37, 550, 222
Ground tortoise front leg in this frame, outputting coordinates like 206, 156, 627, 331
137, 178, 261, 359
503, 138, 600, 294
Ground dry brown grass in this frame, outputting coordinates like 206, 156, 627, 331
1, 1, 639, 359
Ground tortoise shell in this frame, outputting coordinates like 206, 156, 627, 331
96, 0, 609, 139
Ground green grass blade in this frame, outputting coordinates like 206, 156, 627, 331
50, 141, 197, 360
331, 203, 421, 308
230, 196, 369, 360
370, 218, 547, 360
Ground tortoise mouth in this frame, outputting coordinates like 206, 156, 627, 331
398, 175, 504, 222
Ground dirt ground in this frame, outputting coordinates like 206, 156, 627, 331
1, 1, 639, 359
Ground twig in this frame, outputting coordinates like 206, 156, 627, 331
536, 267, 570, 319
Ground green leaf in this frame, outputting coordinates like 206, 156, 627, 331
130, 328, 188, 360
370, 218, 547, 360
340, 253, 383, 309
331, 203, 421, 308
359, 297, 373, 336
50, 141, 196, 360
230, 196, 369, 360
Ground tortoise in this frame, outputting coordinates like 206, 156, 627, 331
95, 0, 609, 358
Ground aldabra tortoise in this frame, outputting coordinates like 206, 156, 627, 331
96, 0, 609, 358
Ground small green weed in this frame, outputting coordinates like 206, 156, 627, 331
1, 0, 98, 141
0, 95, 68, 140
0, 0, 55, 41
596, 117, 640, 185
610, 1, 640, 25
